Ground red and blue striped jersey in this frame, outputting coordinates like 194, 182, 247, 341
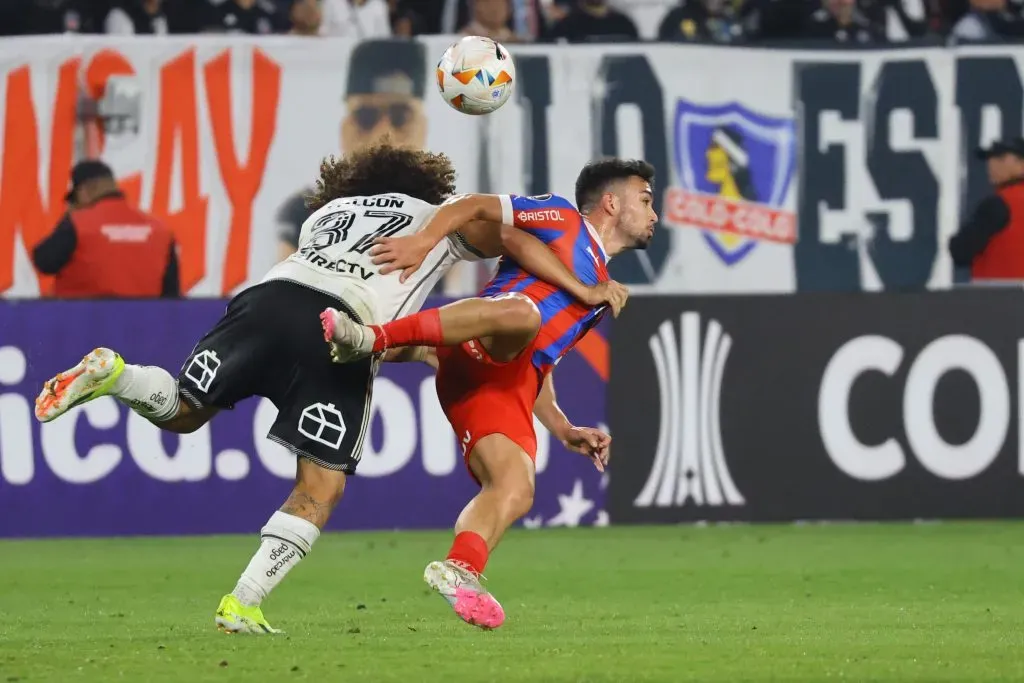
481, 193, 610, 376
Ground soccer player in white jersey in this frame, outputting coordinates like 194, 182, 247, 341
32, 142, 625, 635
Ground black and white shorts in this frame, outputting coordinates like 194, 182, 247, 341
176, 280, 376, 474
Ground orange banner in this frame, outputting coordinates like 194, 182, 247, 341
0, 45, 282, 296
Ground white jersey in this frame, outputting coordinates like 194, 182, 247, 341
262, 193, 481, 324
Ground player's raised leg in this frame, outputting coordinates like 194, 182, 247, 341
424, 434, 536, 630
35, 347, 214, 433
321, 292, 541, 362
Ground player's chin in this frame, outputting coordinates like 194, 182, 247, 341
633, 233, 653, 250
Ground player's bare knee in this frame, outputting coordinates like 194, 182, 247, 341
486, 472, 534, 521
501, 481, 535, 521
494, 296, 541, 336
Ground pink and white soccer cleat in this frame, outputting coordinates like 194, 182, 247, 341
319, 308, 374, 363
423, 560, 506, 630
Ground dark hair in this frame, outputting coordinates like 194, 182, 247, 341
575, 158, 656, 213
307, 140, 457, 210
346, 39, 426, 98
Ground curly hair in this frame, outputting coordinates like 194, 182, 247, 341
575, 158, 656, 213
306, 139, 458, 211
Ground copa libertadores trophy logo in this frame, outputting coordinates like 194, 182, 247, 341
634, 312, 745, 509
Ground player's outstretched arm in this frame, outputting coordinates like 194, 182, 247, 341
451, 218, 594, 303
370, 194, 505, 281
535, 373, 611, 472
371, 203, 630, 316
500, 225, 630, 317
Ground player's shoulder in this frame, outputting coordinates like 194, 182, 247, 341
509, 193, 577, 210
313, 191, 434, 215
386, 193, 438, 213
506, 193, 582, 230
326, 193, 436, 213
304, 198, 346, 224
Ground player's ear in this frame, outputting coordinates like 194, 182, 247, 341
601, 191, 618, 215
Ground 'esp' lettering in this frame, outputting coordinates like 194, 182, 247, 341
794, 59, 941, 291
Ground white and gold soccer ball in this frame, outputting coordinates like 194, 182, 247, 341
436, 36, 516, 115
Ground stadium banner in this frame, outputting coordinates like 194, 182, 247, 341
1, 37, 1023, 297
608, 290, 1024, 523
0, 298, 607, 538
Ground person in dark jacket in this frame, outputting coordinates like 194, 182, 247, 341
33, 160, 180, 298
949, 137, 1024, 281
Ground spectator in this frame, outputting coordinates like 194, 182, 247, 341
0, 0, 31, 34
462, 0, 523, 41
949, 138, 1024, 282
319, 0, 392, 38
442, 0, 545, 38
658, 0, 746, 42
388, 0, 423, 34
949, 0, 1024, 40
197, 0, 279, 34
104, 0, 169, 34
543, 0, 572, 26
414, 0, 447, 31
391, 6, 424, 35
288, 0, 322, 33
804, 0, 885, 40
14, 0, 99, 34
275, 40, 427, 259
859, 0, 932, 39
741, 0, 810, 40
32, 160, 180, 299
160, 0, 202, 31
549, 0, 639, 41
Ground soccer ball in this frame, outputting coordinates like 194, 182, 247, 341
436, 36, 516, 116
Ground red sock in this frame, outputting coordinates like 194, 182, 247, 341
446, 531, 490, 576
369, 308, 444, 353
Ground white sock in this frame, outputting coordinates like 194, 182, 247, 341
232, 511, 321, 607
111, 364, 180, 422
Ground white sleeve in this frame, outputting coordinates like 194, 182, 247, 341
498, 195, 514, 225
446, 232, 486, 262
104, 8, 135, 35
373, 0, 392, 37
952, 16, 988, 40
318, 0, 344, 36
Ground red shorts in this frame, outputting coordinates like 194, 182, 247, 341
435, 337, 542, 478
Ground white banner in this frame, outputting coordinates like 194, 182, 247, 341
0, 37, 1019, 297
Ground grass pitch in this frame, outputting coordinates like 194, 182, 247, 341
1, 523, 1022, 682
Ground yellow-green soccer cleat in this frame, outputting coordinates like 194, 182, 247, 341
214, 594, 282, 635
35, 348, 125, 423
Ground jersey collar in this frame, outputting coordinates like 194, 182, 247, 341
582, 217, 609, 262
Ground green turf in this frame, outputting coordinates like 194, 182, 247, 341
1, 523, 1023, 682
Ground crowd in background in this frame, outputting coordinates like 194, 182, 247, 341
2, 0, 1021, 298
0, 0, 1022, 44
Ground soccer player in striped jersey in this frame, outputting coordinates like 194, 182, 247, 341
33, 143, 629, 636
321, 158, 656, 629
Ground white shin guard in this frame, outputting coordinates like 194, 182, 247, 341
232, 512, 321, 606
111, 364, 180, 422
